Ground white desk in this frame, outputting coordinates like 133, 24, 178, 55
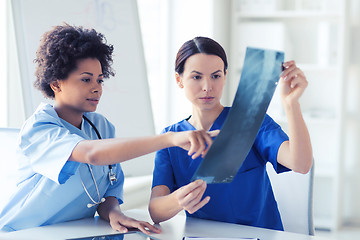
0, 209, 332, 240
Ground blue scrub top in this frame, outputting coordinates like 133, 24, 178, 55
152, 107, 289, 231
0, 103, 124, 232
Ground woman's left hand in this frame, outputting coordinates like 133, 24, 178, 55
279, 60, 308, 107
109, 212, 161, 235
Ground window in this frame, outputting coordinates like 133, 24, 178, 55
137, 0, 213, 132
0, 0, 7, 127
137, 0, 169, 133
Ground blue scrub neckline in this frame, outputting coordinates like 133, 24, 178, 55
184, 107, 229, 132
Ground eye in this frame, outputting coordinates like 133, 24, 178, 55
192, 75, 202, 80
97, 79, 104, 84
212, 74, 221, 79
81, 78, 91, 83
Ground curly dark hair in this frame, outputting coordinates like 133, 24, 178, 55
34, 23, 115, 98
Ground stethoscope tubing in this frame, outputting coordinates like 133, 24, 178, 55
82, 115, 117, 208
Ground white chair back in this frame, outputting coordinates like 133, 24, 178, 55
267, 162, 315, 235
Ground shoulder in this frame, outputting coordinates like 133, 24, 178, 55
18, 103, 84, 154
259, 114, 281, 132
22, 103, 62, 132
254, 114, 288, 145
160, 119, 192, 134
34, 103, 60, 121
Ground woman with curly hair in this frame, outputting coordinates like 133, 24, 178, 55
0, 24, 217, 233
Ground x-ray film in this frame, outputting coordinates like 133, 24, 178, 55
191, 47, 284, 184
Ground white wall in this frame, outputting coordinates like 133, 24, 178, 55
3, 0, 229, 131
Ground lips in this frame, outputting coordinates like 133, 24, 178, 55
199, 96, 214, 100
199, 96, 215, 103
87, 98, 100, 103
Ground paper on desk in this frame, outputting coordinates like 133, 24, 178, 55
191, 47, 284, 184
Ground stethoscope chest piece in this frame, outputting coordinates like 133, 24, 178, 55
108, 167, 117, 185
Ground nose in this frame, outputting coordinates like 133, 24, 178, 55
202, 78, 212, 92
91, 82, 102, 94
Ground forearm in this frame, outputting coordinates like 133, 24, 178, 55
97, 196, 123, 222
282, 101, 313, 173
149, 194, 183, 224
71, 132, 174, 165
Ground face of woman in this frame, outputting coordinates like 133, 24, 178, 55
177, 53, 226, 111
52, 58, 104, 114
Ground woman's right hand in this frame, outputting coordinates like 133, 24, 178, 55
173, 180, 210, 214
169, 130, 219, 159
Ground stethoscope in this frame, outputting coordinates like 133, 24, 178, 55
82, 115, 117, 208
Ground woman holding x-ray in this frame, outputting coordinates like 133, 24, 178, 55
0, 25, 217, 233
149, 36, 313, 231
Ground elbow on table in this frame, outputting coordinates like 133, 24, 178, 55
150, 215, 162, 225
148, 207, 160, 224
148, 203, 167, 224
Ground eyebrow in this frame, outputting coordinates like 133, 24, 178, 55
191, 70, 203, 75
80, 72, 104, 77
190, 70, 222, 75
211, 70, 222, 75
